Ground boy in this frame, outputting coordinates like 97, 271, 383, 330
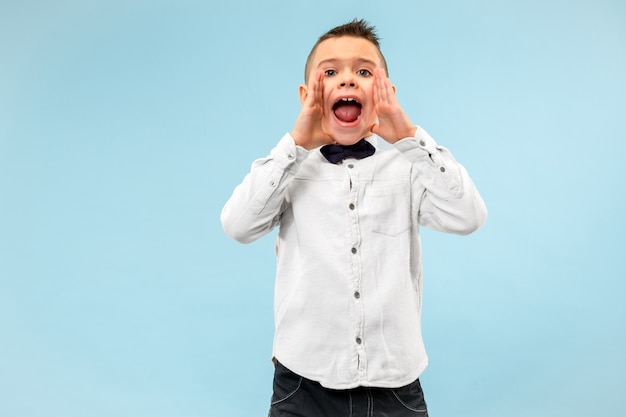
221, 19, 487, 417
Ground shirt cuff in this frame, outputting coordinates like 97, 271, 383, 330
394, 126, 447, 170
394, 126, 463, 196
270, 133, 310, 169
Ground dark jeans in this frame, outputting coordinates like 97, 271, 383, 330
269, 362, 429, 417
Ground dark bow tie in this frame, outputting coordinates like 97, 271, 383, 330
320, 139, 375, 164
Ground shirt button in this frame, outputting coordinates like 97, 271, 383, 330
356, 337, 362, 344
269, 180, 276, 187
349, 203, 355, 210
351, 247, 357, 254
440, 166, 446, 172
347, 164, 354, 169
287, 153, 294, 160
354, 291, 360, 299
419, 140, 426, 146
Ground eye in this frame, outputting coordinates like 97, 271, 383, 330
324, 69, 337, 77
357, 69, 372, 77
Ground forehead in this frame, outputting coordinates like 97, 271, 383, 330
311, 36, 383, 67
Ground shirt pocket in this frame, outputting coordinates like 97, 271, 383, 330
366, 183, 411, 237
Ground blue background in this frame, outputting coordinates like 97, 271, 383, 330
1, 0, 624, 416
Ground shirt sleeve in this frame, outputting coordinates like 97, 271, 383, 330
221, 133, 309, 243
394, 127, 488, 235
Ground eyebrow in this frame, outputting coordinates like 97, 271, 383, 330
316, 58, 378, 68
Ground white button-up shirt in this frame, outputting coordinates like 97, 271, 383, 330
221, 127, 487, 389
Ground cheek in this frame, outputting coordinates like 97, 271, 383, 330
363, 101, 377, 121
322, 87, 334, 113
362, 85, 375, 112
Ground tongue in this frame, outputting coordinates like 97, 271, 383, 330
334, 102, 361, 123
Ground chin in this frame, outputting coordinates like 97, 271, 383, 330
325, 122, 371, 146
332, 136, 364, 146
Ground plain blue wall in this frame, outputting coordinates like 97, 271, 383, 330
1, 1, 624, 416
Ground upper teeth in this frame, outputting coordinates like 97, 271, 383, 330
341, 98, 355, 102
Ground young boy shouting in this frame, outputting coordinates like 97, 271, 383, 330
221, 19, 487, 417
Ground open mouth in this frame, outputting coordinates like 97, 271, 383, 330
332, 97, 362, 123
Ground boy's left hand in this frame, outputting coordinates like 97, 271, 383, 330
371, 68, 417, 143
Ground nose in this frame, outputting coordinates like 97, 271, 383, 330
339, 73, 356, 88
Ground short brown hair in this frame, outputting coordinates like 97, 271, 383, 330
304, 19, 388, 82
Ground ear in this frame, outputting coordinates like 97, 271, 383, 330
299, 84, 308, 104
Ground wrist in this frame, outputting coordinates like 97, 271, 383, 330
393, 125, 417, 143
291, 131, 313, 150
405, 125, 418, 139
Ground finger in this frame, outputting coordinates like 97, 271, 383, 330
374, 68, 382, 104
381, 74, 395, 104
374, 69, 387, 107
370, 122, 380, 136
375, 69, 391, 105
384, 78, 396, 104
305, 70, 320, 107
373, 72, 381, 105
314, 70, 324, 107
373, 70, 386, 112
305, 76, 315, 107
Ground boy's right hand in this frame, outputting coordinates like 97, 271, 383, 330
291, 70, 333, 150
